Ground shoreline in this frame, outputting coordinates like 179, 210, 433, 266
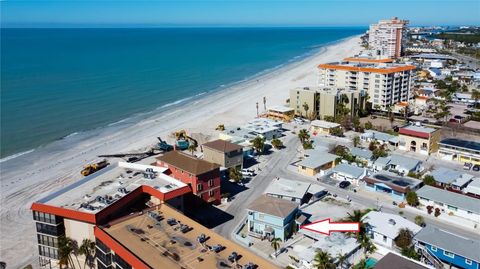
0, 35, 347, 161
0, 35, 362, 268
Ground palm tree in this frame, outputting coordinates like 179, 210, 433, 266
354, 259, 368, 269
79, 239, 95, 269
228, 167, 243, 183
352, 136, 360, 147
298, 129, 310, 144
313, 249, 335, 269
303, 102, 310, 118
188, 143, 197, 155
250, 136, 265, 154
336, 252, 348, 269
271, 138, 283, 149
270, 238, 281, 258
359, 233, 376, 256
263, 96, 267, 111
346, 210, 367, 239
58, 236, 75, 269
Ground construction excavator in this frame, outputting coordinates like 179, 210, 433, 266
174, 130, 198, 150
81, 159, 109, 176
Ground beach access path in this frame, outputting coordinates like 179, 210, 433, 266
0, 36, 362, 268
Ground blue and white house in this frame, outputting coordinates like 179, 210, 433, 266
246, 195, 302, 241
373, 154, 423, 174
414, 226, 480, 269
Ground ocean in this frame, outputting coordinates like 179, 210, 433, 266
1, 27, 364, 158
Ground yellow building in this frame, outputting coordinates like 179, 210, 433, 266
398, 124, 441, 155
297, 150, 337, 176
310, 120, 341, 135
263, 106, 295, 122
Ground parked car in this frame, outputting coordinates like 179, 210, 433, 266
473, 164, 480, 172
464, 163, 472, 170
339, 181, 350, 189
241, 171, 254, 177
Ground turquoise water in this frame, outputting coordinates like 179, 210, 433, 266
366, 257, 378, 268
1, 27, 364, 157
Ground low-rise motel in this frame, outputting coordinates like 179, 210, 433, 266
317, 58, 415, 111
31, 161, 275, 269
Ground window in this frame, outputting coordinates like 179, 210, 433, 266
465, 259, 472, 265
209, 190, 214, 197
38, 245, 58, 259
431, 246, 437, 252
447, 205, 458, 211
208, 179, 214, 187
37, 234, 58, 248
444, 250, 454, 258
114, 254, 132, 269
197, 183, 203, 191
36, 223, 62, 236
383, 235, 387, 242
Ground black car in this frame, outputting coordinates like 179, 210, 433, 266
339, 181, 350, 189
473, 164, 480, 172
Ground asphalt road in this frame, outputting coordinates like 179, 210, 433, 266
214, 125, 480, 242
450, 51, 479, 70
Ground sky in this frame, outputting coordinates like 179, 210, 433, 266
1, 0, 479, 28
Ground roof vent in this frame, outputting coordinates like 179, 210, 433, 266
388, 219, 396, 226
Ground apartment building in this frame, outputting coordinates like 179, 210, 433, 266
368, 17, 409, 58
289, 86, 366, 119
398, 124, 441, 155
317, 60, 416, 111
202, 139, 243, 170
156, 151, 221, 205
31, 162, 191, 269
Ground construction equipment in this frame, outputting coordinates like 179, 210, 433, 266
98, 149, 158, 163
81, 160, 109, 176
174, 130, 198, 150
156, 137, 174, 152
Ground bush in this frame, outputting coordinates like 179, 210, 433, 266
406, 192, 419, 207
414, 215, 425, 226
427, 205, 433, 214
423, 175, 435, 186
365, 121, 374, 130
434, 208, 441, 217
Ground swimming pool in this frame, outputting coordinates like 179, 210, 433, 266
366, 257, 378, 268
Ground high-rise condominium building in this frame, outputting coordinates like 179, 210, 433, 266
317, 58, 416, 111
368, 17, 409, 59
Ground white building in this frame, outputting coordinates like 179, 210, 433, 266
317, 60, 415, 111
264, 177, 326, 204
417, 185, 480, 223
363, 211, 422, 249
368, 17, 409, 58
331, 163, 367, 186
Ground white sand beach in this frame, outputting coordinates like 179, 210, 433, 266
0, 36, 361, 268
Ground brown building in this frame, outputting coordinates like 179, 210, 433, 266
202, 139, 243, 170
156, 151, 221, 204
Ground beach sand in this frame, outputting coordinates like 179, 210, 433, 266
0, 36, 361, 268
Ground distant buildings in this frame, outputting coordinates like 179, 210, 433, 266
428, 167, 474, 191
297, 150, 337, 176
398, 124, 441, 155
317, 60, 415, 111
416, 185, 480, 223
331, 163, 366, 186
202, 139, 243, 170
414, 226, 480, 269
264, 178, 326, 204
156, 151, 222, 204
309, 120, 341, 135
373, 154, 423, 174
364, 172, 422, 200
246, 195, 302, 241
368, 17, 409, 58
362, 211, 421, 249
289, 86, 366, 119
437, 138, 480, 165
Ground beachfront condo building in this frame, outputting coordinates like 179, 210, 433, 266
368, 17, 409, 59
156, 150, 222, 205
31, 161, 274, 269
317, 59, 416, 111
289, 86, 367, 119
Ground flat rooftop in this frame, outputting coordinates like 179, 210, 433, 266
365, 172, 422, 192
400, 124, 437, 135
264, 178, 311, 199
38, 162, 189, 214
318, 61, 416, 74
101, 204, 276, 269
439, 138, 480, 152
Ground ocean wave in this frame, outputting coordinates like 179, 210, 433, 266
62, 132, 79, 139
107, 118, 130, 127
160, 96, 193, 108
0, 149, 35, 163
